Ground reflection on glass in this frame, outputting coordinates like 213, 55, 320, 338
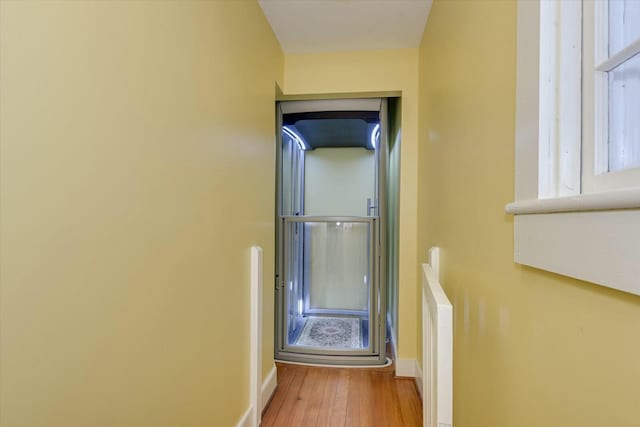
608, 53, 640, 172
609, 0, 640, 57
307, 222, 369, 311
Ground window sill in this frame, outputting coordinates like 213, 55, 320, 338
510, 208, 640, 297
505, 187, 640, 215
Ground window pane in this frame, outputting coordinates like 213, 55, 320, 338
609, 0, 640, 57
608, 52, 640, 172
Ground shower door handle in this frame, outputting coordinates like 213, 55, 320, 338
367, 198, 377, 216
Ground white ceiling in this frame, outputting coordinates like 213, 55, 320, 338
258, 0, 432, 54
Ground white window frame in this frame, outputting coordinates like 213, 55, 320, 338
506, 0, 640, 297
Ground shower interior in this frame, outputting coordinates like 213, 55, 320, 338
276, 99, 387, 365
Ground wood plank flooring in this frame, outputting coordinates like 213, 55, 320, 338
262, 362, 422, 427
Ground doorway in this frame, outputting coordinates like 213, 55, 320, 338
275, 98, 388, 365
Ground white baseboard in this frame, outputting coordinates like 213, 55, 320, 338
261, 366, 277, 411
236, 407, 252, 427
395, 358, 417, 377
395, 358, 423, 402
414, 360, 423, 399
236, 365, 278, 427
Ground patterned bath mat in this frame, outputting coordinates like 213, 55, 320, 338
295, 317, 361, 349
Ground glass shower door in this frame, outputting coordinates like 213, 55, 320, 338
281, 216, 377, 358
279, 129, 305, 347
275, 98, 388, 365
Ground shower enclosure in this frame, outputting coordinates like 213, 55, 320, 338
275, 98, 387, 365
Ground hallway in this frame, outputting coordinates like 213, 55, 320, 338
3, 1, 640, 426
262, 362, 422, 427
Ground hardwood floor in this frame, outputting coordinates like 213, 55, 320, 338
261, 362, 422, 427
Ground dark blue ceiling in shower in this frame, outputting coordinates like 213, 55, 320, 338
283, 111, 379, 150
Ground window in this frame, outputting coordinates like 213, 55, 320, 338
537, 0, 640, 198
604, 2, 640, 173
584, 0, 640, 193
507, 0, 640, 296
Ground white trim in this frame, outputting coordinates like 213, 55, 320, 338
236, 407, 253, 427
238, 247, 270, 427
595, 37, 640, 72
421, 248, 453, 427
395, 358, 418, 377
236, 368, 279, 427
593, 0, 608, 67
538, 0, 582, 198
414, 360, 423, 399
505, 187, 640, 214
537, 0, 557, 197
261, 366, 278, 412
514, 210, 640, 296
427, 247, 440, 283
250, 246, 263, 427
591, 0, 609, 179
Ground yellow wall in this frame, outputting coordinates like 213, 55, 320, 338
0, 1, 282, 426
284, 49, 420, 359
418, 1, 640, 426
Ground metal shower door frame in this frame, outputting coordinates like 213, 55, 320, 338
280, 215, 377, 358
274, 98, 389, 366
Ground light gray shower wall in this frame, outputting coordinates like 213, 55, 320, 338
304, 147, 375, 216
